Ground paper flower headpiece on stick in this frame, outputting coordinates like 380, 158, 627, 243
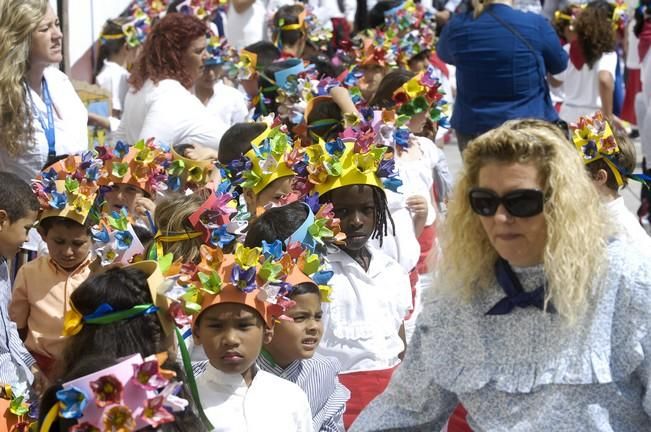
39, 353, 187, 431
33, 152, 104, 225
97, 138, 172, 197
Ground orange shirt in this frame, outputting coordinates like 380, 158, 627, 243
9, 256, 91, 360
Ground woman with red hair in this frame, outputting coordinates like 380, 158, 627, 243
116, 13, 226, 149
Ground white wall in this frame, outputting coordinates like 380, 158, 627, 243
63, 0, 133, 82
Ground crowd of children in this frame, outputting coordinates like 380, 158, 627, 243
1, 0, 651, 430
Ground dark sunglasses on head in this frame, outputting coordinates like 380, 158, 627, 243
468, 188, 545, 218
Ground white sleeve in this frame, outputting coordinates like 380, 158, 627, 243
444, 0, 462, 12
597, 51, 618, 77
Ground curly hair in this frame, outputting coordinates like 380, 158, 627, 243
438, 119, 608, 324
574, 0, 616, 69
0, 0, 47, 157
128, 13, 206, 91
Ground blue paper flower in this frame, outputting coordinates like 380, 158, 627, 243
49, 191, 68, 209
56, 386, 88, 419
377, 158, 397, 179
114, 230, 134, 250
312, 270, 334, 285
393, 128, 410, 150
261, 240, 283, 260
325, 138, 346, 156
114, 141, 130, 158
210, 226, 235, 248
383, 177, 403, 193
303, 193, 321, 214
231, 264, 257, 293
167, 176, 181, 192
91, 226, 110, 244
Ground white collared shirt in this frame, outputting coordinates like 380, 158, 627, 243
0, 66, 88, 180
319, 246, 412, 373
196, 364, 313, 432
203, 81, 249, 127
96, 60, 129, 113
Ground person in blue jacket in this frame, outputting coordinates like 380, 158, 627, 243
437, 0, 568, 152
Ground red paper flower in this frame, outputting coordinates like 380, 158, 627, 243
90, 375, 123, 408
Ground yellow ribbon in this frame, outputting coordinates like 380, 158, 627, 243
62, 301, 84, 336
39, 404, 60, 432
154, 231, 203, 259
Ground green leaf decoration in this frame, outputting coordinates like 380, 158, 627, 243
64, 177, 80, 193
301, 253, 320, 275
258, 260, 282, 283
112, 162, 129, 178
198, 271, 222, 295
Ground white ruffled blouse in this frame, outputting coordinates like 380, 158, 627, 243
350, 238, 651, 431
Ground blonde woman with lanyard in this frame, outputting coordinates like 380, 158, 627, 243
0, 0, 88, 180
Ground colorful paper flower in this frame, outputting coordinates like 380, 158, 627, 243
137, 396, 175, 428
231, 264, 257, 293
56, 387, 88, 419
90, 375, 124, 408
102, 405, 136, 432
132, 360, 170, 390
234, 244, 261, 270
209, 226, 236, 249
261, 240, 284, 260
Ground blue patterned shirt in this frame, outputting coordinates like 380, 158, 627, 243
0, 259, 34, 396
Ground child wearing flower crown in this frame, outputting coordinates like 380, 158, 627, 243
570, 113, 651, 249
244, 201, 351, 432
305, 139, 412, 428
10, 155, 100, 379
182, 246, 312, 431
0, 172, 40, 404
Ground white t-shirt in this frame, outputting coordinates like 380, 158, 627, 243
204, 81, 250, 127
308, 0, 357, 26
606, 197, 651, 251
555, 45, 617, 123
116, 79, 226, 149
225, 1, 267, 50
370, 190, 421, 273
197, 365, 313, 432
96, 60, 129, 113
0, 66, 88, 180
319, 246, 412, 373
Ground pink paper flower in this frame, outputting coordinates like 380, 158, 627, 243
137, 396, 175, 428
132, 360, 170, 390
90, 375, 123, 408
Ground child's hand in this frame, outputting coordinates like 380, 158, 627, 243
406, 195, 429, 237
134, 197, 156, 219
406, 195, 428, 220
184, 144, 219, 161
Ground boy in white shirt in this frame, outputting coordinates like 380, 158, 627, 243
193, 251, 313, 431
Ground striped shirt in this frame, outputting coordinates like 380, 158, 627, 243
258, 351, 350, 432
0, 259, 34, 396
193, 353, 351, 432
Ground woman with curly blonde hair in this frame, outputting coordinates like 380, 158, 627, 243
351, 119, 651, 431
0, 0, 88, 179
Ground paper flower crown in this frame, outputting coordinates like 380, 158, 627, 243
97, 138, 171, 197
161, 242, 326, 329
168, 146, 215, 192
39, 353, 188, 431
391, 65, 448, 125
33, 152, 104, 225
90, 208, 146, 267
305, 130, 402, 195
570, 112, 651, 188
122, 7, 151, 47
204, 35, 239, 81
234, 118, 304, 195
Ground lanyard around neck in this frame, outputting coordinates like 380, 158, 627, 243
29, 77, 56, 159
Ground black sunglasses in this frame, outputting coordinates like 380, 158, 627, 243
468, 188, 545, 218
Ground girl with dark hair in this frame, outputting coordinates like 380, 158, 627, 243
273, 5, 308, 59
116, 13, 227, 149
551, 0, 619, 123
